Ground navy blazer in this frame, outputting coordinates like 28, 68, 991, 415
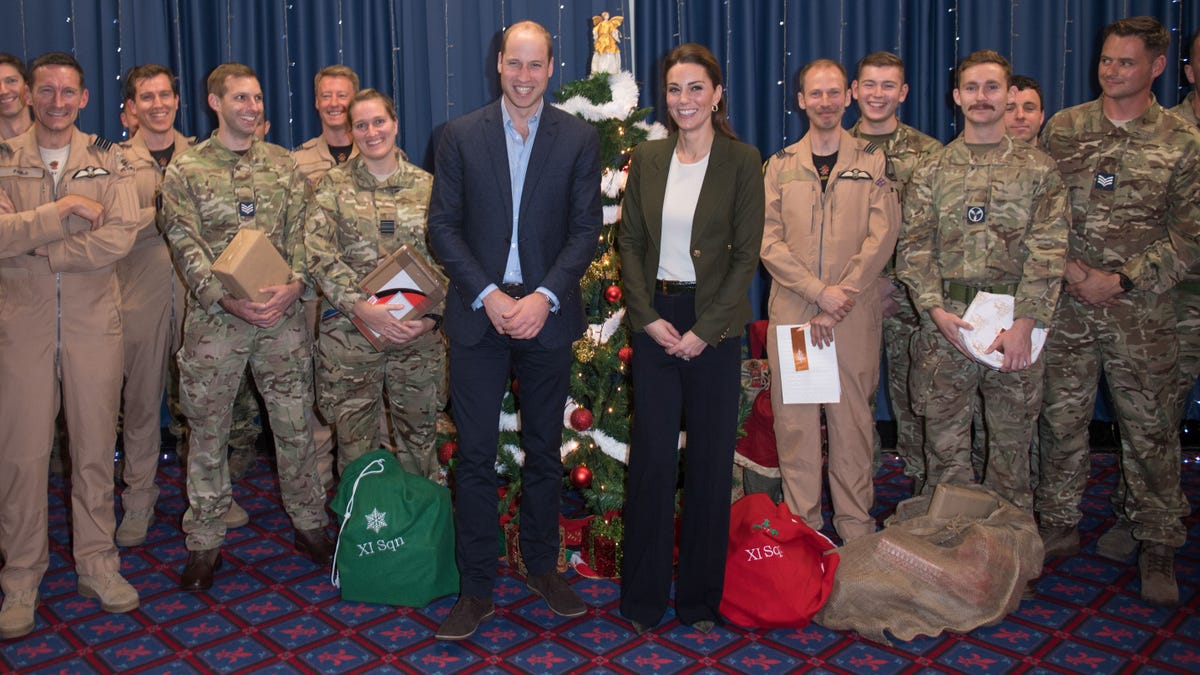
427, 100, 603, 348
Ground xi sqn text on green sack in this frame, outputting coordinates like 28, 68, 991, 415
331, 449, 459, 606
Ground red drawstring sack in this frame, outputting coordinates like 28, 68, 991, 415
719, 493, 839, 628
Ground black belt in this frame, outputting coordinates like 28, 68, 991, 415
656, 279, 696, 296
500, 283, 526, 299
943, 281, 1017, 305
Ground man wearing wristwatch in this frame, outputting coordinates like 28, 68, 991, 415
1036, 17, 1200, 608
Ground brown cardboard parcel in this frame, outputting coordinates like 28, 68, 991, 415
351, 244, 447, 351
210, 228, 292, 303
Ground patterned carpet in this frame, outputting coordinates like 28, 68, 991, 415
1, 449, 1197, 674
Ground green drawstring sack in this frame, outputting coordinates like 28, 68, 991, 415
330, 449, 459, 606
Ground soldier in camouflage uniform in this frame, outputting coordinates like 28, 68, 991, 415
162, 63, 331, 592
1004, 75, 1046, 147
898, 50, 1068, 512
1037, 17, 1200, 608
1169, 28, 1200, 439
0, 52, 141, 638
114, 64, 250, 546
306, 89, 447, 480
849, 51, 942, 492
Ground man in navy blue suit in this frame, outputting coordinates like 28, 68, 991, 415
427, 20, 602, 640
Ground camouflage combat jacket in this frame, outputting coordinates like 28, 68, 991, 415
1041, 96, 1200, 294
1170, 91, 1199, 128
160, 134, 311, 314
849, 120, 942, 200
850, 120, 942, 276
305, 150, 445, 317
898, 134, 1068, 326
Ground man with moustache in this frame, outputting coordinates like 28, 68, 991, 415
898, 50, 1067, 515
427, 20, 601, 639
113, 64, 250, 547
0, 53, 31, 139
0, 52, 140, 637
1037, 17, 1200, 607
762, 58, 900, 544
848, 51, 941, 493
1005, 75, 1046, 146
161, 63, 331, 592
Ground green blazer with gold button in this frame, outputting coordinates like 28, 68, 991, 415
618, 133, 765, 346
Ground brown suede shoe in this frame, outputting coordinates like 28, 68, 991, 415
526, 572, 586, 617
435, 595, 495, 640
179, 549, 222, 592
294, 528, 334, 565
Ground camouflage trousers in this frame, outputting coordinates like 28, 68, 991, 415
168, 354, 264, 460
316, 317, 447, 480
910, 305, 1042, 511
881, 280, 924, 487
1037, 292, 1188, 547
1172, 288, 1200, 420
177, 301, 327, 551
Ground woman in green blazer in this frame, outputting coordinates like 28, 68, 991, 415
617, 43, 765, 634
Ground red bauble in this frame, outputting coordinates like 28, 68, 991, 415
571, 465, 593, 489
617, 346, 633, 364
604, 285, 623, 303
437, 440, 457, 465
569, 407, 594, 431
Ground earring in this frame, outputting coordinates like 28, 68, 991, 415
711, 103, 718, 112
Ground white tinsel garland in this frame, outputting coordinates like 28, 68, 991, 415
554, 71, 641, 122
634, 120, 670, 141
585, 308, 625, 345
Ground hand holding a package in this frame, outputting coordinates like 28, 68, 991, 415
353, 299, 432, 345
929, 306, 973, 358
220, 279, 302, 328
984, 317, 1035, 372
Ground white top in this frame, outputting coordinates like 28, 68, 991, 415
656, 150, 709, 282
39, 145, 70, 188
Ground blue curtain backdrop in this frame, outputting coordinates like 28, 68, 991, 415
2, 0, 1197, 419
2, 0, 1195, 159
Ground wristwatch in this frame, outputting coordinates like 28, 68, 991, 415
1117, 272, 1134, 293
422, 313, 443, 331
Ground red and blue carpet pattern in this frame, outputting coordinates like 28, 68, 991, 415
1, 451, 1196, 674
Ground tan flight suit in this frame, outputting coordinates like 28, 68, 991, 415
116, 130, 193, 513
0, 127, 138, 594
761, 129, 900, 542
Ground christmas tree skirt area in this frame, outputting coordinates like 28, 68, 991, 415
4, 449, 1197, 673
